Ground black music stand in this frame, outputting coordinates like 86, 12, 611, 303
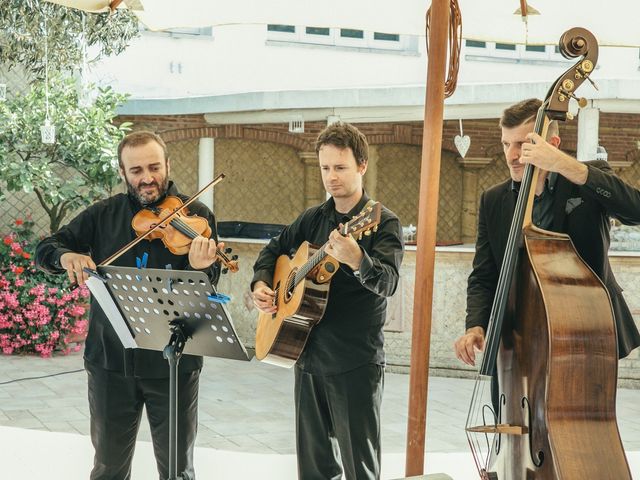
86, 265, 249, 480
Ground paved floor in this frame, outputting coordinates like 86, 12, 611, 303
0, 351, 639, 478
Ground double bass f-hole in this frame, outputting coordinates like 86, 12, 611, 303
521, 396, 544, 468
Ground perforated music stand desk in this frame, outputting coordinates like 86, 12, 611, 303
86, 265, 249, 480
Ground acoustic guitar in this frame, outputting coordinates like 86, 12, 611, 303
255, 201, 382, 368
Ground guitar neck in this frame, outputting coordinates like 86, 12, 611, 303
286, 201, 380, 292
292, 245, 329, 286
290, 222, 354, 288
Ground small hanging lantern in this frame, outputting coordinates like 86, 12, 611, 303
41, 118, 56, 144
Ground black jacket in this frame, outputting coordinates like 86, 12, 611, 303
252, 192, 404, 375
36, 182, 220, 377
466, 161, 640, 358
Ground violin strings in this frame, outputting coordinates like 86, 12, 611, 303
165, 216, 230, 263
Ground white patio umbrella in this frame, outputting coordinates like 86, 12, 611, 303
46, 0, 640, 47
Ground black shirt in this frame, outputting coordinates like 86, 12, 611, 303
35, 182, 219, 378
252, 192, 404, 375
511, 172, 558, 230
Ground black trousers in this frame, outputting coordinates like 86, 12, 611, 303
294, 363, 384, 480
85, 361, 200, 480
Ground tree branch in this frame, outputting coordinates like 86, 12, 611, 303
34, 188, 53, 217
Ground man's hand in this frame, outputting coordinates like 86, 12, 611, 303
326, 226, 364, 271
522, 132, 588, 185
188, 236, 224, 270
454, 326, 485, 366
252, 281, 277, 314
60, 252, 97, 286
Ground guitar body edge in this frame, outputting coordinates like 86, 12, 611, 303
258, 277, 330, 368
255, 242, 330, 368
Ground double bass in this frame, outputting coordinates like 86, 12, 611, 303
465, 28, 632, 479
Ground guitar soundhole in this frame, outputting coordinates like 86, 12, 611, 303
284, 268, 298, 303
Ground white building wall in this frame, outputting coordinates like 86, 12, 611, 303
88, 24, 640, 116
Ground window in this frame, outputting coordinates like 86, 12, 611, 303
267, 24, 295, 33
306, 26, 330, 36
340, 28, 364, 39
465, 41, 571, 64
266, 25, 417, 54
496, 43, 516, 51
465, 40, 486, 48
374, 32, 399, 42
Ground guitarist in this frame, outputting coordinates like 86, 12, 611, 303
251, 122, 404, 480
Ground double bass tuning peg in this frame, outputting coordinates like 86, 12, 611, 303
558, 89, 587, 110
221, 268, 229, 275
231, 255, 239, 260
224, 247, 233, 254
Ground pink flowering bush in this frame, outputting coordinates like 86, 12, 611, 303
0, 217, 89, 357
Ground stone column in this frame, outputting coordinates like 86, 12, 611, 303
366, 145, 378, 200
457, 157, 493, 244
198, 138, 215, 211
300, 151, 324, 210
577, 104, 599, 162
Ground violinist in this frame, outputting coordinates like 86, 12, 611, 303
35, 130, 223, 480
454, 98, 640, 367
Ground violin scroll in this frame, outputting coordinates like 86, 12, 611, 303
218, 247, 239, 274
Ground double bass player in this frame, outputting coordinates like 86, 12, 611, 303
455, 98, 640, 366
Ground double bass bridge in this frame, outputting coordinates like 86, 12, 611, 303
466, 423, 528, 435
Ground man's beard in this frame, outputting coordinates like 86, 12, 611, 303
127, 177, 169, 206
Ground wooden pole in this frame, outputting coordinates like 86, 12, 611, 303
405, 0, 450, 475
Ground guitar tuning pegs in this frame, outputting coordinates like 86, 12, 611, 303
358, 233, 363, 240
232, 255, 239, 260
225, 247, 233, 254
373, 225, 378, 232
364, 230, 372, 236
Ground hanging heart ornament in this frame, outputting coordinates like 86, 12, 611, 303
454, 134, 470, 158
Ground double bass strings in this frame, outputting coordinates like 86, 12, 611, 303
465, 103, 549, 474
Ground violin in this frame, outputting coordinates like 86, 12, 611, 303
131, 195, 239, 273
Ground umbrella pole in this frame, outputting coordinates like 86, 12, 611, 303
405, 0, 450, 476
